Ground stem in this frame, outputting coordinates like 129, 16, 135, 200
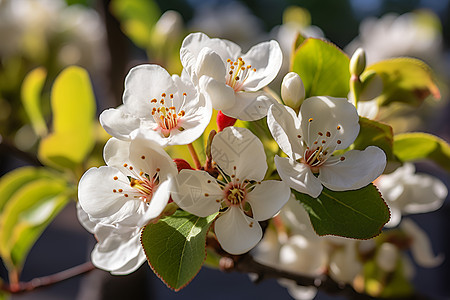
0, 262, 95, 294
187, 143, 201, 170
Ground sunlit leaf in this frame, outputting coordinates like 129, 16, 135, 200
0, 176, 69, 271
141, 210, 217, 291
291, 38, 350, 98
21, 67, 48, 137
352, 117, 394, 160
366, 58, 441, 107
38, 66, 96, 170
110, 0, 160, 49
393, 132, 450, 172
293, 184, 390, 239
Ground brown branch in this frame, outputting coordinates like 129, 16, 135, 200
0, 262, 95, 294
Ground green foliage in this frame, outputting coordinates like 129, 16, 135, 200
21, 67, 48, 137
393, 132, 450, 172
291, 38, 350, 98
366, 58, 441, 107
38, 66, 96, 170
352, 117, 394, 160
141, 210, 217, 291
0, 167, 69, 271
110, 0, 160, 49
293, 184, 390, 239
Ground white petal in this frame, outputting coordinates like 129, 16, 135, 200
195, 47, 226, 81
76, 203, 96, 234
275, 156, 323, 198
123, 64, 177, 118
267, 103, 304, 160
78, 166, 132, 218
171, 170, 223, 217
300, 96, 360, 150
279, 279, 318, 300
103, 137, 130, 168
247, 180, 291, 221
319, 146, 386, 191
111, 250, 147, 275
222, 90, 277, 121
99, 108, 140, 141
214, 206, 262, 254
199, 75, 236, 111
240, 40, 283, 91
401, 219, 444, 268
212, 127, 267, 181
91, 230, 144, 273
138, 178, 172, 227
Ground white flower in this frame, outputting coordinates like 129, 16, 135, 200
171, 126, 290, 254
77, 137, 177, 274
267, 97, 386, 198
180, 32, 282, 121
376, 163, 447, 227
100, 64, 212, 146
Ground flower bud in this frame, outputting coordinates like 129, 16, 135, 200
216, 110, 236, 132
154, 10, 183, 40
350, 48, 366, 77
173, 158, 193, 172
281, 72, 305, 110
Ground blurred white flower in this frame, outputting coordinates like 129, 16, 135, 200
171, 127, 290, 254
375, 163, 447, 227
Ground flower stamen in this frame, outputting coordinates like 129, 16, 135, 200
225, 57, 256, 92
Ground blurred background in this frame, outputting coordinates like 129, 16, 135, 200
0, 0, 449, 299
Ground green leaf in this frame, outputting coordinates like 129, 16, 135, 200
293, 184, 390, 239
291, 38, 350, 98
366, 58, 441, 107
393, 132, 450, 172
0, 176, 69, 271
21, 67, 48, 137
110, 0, 160, 49
38, 66, 96, 170
352, 117, 394, 160
141, 210, 217, 291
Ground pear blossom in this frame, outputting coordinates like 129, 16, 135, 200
180, 32, 282, 121
375, 163, 447, 227
100, 64, 211, 146
171, 126, 290, 254
267, 97, 386, 198
77, 137, 177, 274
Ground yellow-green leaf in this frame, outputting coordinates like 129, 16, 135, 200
38, 66, 96, 170
366, 58, 441, 107
21, 67, 48, 137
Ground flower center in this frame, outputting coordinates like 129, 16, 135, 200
112, 158, 160, 203
300, 118, 345, 173
224, 182, 247, 207
225, 57, 256, 92
150, 92, 186, 137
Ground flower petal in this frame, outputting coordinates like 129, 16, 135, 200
275, 156, 323, 198
123, 64, 177, 118
214, 206, 262, 254
199, 75, 236, 111
247, 180, 291, 221
319, 146, 386, 191
240, 40, 282, 91
99, 108, 140, 141
300, 96, 360, 150
138, 177, 172, 227
212, 127, 267, 181
171, 169, 223, 217
195, 47, 226, 81
267, 103, 304, 160
222, 90, 277, 121
78, 166, 132, 218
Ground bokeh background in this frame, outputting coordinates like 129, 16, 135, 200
0, 0, 449, 299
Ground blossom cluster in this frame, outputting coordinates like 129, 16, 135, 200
78, 32, 386, 275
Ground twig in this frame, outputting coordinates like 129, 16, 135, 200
187, 143, 202, 170
0, 261, 95, 294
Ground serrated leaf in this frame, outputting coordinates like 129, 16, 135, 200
352, 117, 394, 160
393, 132, 450, 172
21, 67, 48, 137
110, 0, 160, 49
293, 184, 390, 239
0, 176, 69, 271
291, 38, 350, 98
366, 58, 440, 107
38, 66, 95, 170
141, 210, 217, 291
